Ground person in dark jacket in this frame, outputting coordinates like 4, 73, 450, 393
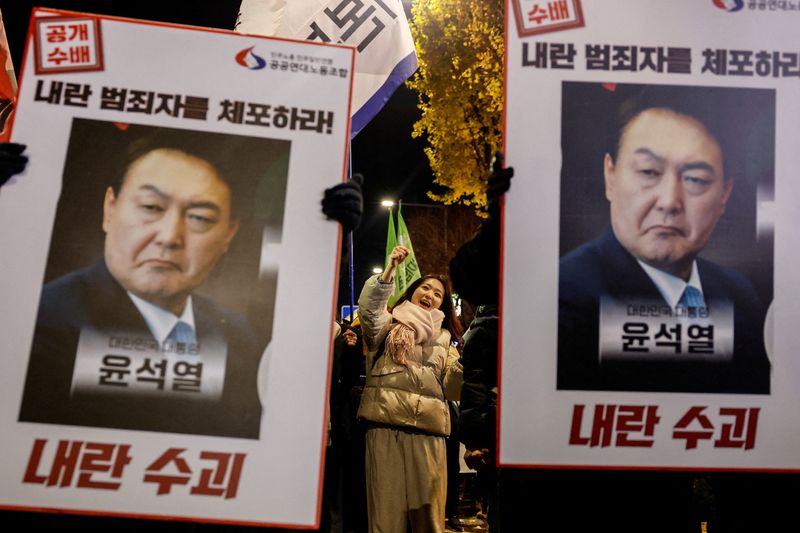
449, 156, 510, 530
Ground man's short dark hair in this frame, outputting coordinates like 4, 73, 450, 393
603, 84, 775, 182
113, 126, 261, 219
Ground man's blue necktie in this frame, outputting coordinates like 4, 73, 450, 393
679, 285, 706, 309
168, 321, 196, 345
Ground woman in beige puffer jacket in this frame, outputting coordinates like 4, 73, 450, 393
357, 245, 463, 533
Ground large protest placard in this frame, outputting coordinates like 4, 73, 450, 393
0, 8, 353, 527
502, 0, 800, 470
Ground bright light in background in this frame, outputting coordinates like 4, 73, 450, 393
453, 294, 461, 317
372, 267, 384, 274
381, 199, 394, 207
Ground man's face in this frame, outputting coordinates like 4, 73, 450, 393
604, 108, 733, 279
103, 148, 239, 314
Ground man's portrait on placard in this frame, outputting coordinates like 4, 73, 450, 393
557, 82, 774, 394
19, 119, 290, 438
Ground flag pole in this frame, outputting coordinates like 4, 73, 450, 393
348, 231, 354, 323
348, 139, 355, 324
385, 205, 398, 306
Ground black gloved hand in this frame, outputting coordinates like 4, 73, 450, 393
486, 153, 513, 219
487, 153, 513, 203
322, 173, 364, 233
0, 142, 28, 187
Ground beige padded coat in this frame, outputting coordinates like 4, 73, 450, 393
356, 275, 463, 437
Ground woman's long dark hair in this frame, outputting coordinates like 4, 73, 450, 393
392, 274, 464, 343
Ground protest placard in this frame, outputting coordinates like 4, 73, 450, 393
502, 0, 799, 470
0, 8, 354, 527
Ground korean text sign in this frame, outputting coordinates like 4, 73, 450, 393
0, 9, 354, 527
501, 0, 800, 470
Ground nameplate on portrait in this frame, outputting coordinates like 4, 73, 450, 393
71, 326, 226, 400
598, 298, 734, 363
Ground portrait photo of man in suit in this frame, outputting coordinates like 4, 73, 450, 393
557, 82, 773, 394
19, 120, 290, 437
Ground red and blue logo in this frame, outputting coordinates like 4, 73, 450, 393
235, 46, 266, 70
712, 0, 744, 11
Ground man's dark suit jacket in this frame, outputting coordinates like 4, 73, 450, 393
19, 259, 263, 438
558, 228, 770, 394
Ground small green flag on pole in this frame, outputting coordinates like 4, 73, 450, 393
384, 207, 402, 307
391, 204, 421, 306
384, 205, 421, 307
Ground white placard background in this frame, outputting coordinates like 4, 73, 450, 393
502, 0, 800, 470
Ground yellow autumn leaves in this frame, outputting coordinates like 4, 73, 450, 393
407, 0, 504, 211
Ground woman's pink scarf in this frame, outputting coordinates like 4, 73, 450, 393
384, 300, 444, 365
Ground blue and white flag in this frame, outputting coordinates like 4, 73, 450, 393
235, 0, 417, 137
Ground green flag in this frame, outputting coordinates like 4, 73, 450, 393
391, 205, 420, 306
384, 208, 403, 307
